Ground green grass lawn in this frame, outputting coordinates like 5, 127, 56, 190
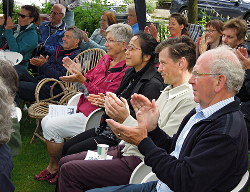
12, 112, 56, 192
11, 111, 250, 192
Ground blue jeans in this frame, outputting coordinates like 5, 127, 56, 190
86, 181, 157, 192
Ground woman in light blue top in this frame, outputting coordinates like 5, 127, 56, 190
80, 11, 116, 51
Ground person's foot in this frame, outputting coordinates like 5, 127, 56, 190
48, 174, 58, 184
34, 169, 57, 181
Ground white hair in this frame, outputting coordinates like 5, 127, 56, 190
206, 45, 245, 94
106, 23, 133, 44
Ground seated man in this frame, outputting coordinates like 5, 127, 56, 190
15, 26, 82, 104
37, 4, 67, 57
87, 45, 248, 192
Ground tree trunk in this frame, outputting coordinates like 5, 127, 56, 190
188, 0, 198, 24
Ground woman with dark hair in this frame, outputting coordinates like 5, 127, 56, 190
80, 11, 117, 51
56, 32, 165, 191
0, 5, 40, 69
196, 19, 224, 57
145, 12, 188, 42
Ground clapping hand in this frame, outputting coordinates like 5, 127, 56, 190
106, 93, 160, 145
88, 93, 105, 108
104, 92, 130, 123
30, 55, 49, 66
60, 57, 86, 83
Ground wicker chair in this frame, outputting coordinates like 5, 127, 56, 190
28, 48, 106, 143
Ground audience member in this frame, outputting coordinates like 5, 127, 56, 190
34, 23, 133, 184
15, 26, 82, 104
0, 60, 20, 156
87, 45, 248, 192
56, 36, 197, 192
0, 5, 40, 69
50, 0, 80, 27
127, 3, 139, 34
145, 13, 188, 42
0, 76, 15, 192
196, 19, 223, 57
80, 11, 116, 51
55, 32, 165, 189
36, 4, 66, 57
222, 17, 247, 49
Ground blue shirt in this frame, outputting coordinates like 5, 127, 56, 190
156, 97, 235, 192
132, 23, 139, 34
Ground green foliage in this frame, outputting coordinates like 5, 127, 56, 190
74, 0, 112, 34
158, 20, 170, 41
40, 2, 53, 14
146, 0, 156, 14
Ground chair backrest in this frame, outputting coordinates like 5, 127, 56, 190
75, 48, 106, 74
3, 51, 23, 65
231, 171, 249, 192
141, 172, 158, 183
129, 162, 152, 184
85, 108, 104, 131
67, 92, 82, 106
188, 23, 204, 43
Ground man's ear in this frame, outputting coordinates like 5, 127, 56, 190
214, 75, 227, 93
178, 57, 188, 70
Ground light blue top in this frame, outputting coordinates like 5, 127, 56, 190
132, 23, 139, 34
156, 96, 235, 192
80, 28, 106, 51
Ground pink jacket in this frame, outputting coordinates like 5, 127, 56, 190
77, 55, 128, 116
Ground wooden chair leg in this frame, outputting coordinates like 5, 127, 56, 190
30, 119, 46, 143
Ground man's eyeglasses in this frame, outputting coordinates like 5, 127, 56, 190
204, 29, 217, 33
125, 45, 141, 52
105, 39, 122, 44
192, 71, 220, 78
17, 13, 31, 18
50, 11, 63, 16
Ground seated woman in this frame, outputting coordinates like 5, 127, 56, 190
34, 23, 132, 183
0, 5, 40, 69
196, 19, 223, 57
56, 32, 165, 191
80, 11, 116, 51
145, 12, 189, 42
0, 76, 15, 192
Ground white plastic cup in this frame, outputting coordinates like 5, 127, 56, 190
97, 144, 109, 160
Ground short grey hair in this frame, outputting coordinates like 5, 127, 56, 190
106, 23, 133, 44
127, 3, 136, 13
0, 77, 12, 144
207, 45, 245, 94
66, 26, 84, 46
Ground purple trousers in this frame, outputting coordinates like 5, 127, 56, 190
57, 145, 142, 192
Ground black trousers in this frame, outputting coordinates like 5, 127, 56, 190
61, 128, 119, 157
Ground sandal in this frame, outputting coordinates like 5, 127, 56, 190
48, 174, 58, 184
34, 169, 57, 181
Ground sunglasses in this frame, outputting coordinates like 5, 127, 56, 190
17, 13, 31, 18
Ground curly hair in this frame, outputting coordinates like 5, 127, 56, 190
0, 77, 12, 144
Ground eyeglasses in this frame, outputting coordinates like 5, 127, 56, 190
204, 29, 217, 33
105, 39, 122, 44
192, 71, 220, 78
17, 13, 31, 18
125, 45, 141, 52
50, 11, 63, 16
